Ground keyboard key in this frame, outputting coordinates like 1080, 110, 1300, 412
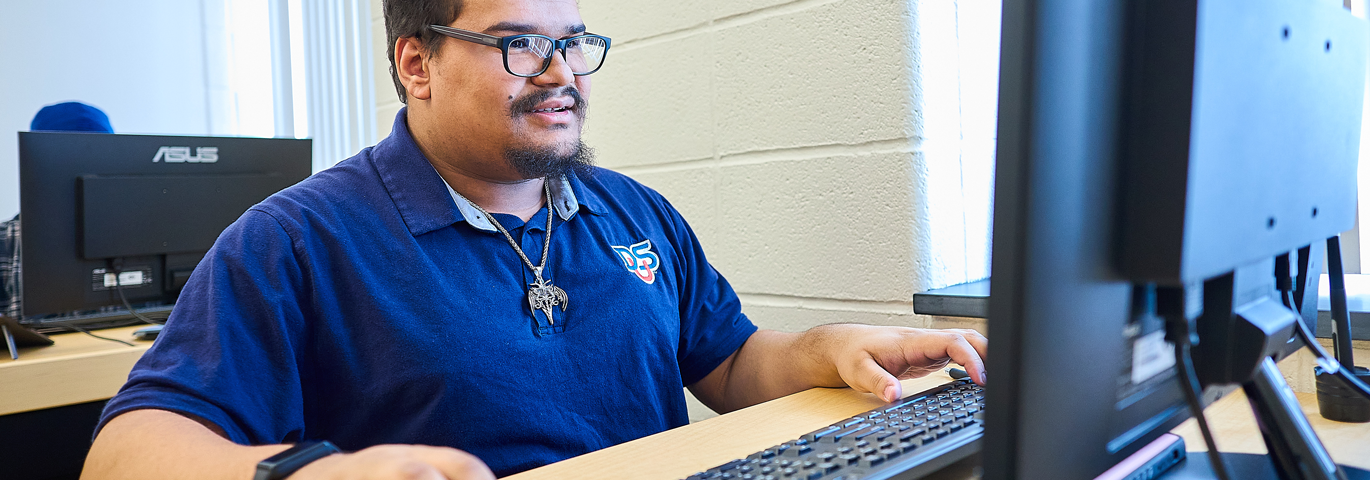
899, 441, 918, 452
817, 462, 840, 473
826, 423, 872, 442
802, 426, 840, 442
718, 460, 745, 472
852, 426, 884, 440
837, 453, 860, 465
860, 454, 885, 467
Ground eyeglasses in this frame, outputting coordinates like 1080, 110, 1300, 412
428, 25, 612, 78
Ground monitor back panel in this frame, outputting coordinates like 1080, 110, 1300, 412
18, 132, 311, 320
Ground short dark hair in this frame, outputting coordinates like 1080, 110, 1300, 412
383, 0, 463, 104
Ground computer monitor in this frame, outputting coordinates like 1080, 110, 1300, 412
17, 132, 311, 330
985, 0, 1365, 478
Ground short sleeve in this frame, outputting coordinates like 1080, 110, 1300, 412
96, 209, 312, 445
665, 201, 758, 386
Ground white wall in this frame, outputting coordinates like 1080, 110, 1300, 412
0, 0, 214, 219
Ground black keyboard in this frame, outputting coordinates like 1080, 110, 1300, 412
685, 379, 985, 480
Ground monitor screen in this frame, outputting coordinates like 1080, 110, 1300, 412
17, 132, 311, 330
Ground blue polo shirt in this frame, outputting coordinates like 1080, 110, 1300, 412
97, 110, 757, 476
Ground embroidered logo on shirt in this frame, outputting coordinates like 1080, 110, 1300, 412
611, 240, 661, 284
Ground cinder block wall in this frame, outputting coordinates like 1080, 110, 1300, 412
369, 0, 1000, 419
572, 0, 999, 336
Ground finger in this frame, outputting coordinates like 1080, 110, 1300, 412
941, 334, 987, 385
955, 328, 989, 364
852, 357, 904, 403
409, 446, 496, 480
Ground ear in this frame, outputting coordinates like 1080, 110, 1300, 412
395, 36, 432, 101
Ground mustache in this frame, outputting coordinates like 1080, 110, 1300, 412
509, 87, 586, 116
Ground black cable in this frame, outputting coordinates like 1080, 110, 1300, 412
108, 261, 163, 326
1291, 310, 1370, 401
1172, 337, 1232, 480
51, 322, 135, 347
113, 278, 162, 326
1326, 236, 1357, 369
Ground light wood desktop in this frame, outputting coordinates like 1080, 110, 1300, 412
4, 327, 1369, 479
0, 325, 150, 416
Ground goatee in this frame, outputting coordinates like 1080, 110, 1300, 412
505, 141, 597, 179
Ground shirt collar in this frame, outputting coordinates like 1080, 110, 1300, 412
372, 109, 605, 237
438, 171, 582, 233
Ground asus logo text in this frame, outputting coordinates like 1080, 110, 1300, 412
153, 146, 218, 163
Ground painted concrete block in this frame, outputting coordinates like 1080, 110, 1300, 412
740, 303, 925, 334
712, 152, 918, 302
583, 34, 717, 167
711, 0, 811, 22
684, 388, 718, 422
580, 0, 712, 43
376, 102, 401, 139
620, 168, 723, 249
713, 0, 914, 155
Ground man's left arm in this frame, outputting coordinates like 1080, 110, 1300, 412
688, 325, 987, 414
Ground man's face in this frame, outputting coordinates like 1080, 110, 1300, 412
425, 0, 592, 179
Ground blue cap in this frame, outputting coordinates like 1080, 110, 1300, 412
30, 101, 113, 133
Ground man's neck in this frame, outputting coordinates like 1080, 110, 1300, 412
433, 162, 547, 222
407, 113, 547, 221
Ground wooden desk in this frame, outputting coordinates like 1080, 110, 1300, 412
0, 325, 150, 416
4, 331, 1368, 479
510, 373, 1370, 480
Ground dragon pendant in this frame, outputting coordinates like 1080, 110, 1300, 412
527, 275, 569, 325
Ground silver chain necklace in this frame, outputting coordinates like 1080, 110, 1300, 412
453, 182, 569, 324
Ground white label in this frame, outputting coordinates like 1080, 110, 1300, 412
1132, 330, 1176, 384
104, 271, 145, 287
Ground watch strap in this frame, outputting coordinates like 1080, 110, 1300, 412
253, 440, 341, 480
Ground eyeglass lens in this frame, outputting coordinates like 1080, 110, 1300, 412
507, 36, 608, 76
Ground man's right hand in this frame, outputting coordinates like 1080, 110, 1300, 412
291, 444, 495, 480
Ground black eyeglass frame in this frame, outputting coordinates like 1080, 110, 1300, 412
428, 25, 612, 78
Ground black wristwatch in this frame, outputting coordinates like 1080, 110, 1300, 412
253, 440, 342, 480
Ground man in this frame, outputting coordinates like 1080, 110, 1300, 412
1, 102, 114, 320
83, 1, 988, 479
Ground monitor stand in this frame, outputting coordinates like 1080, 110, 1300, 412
0, 315, 53, 360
